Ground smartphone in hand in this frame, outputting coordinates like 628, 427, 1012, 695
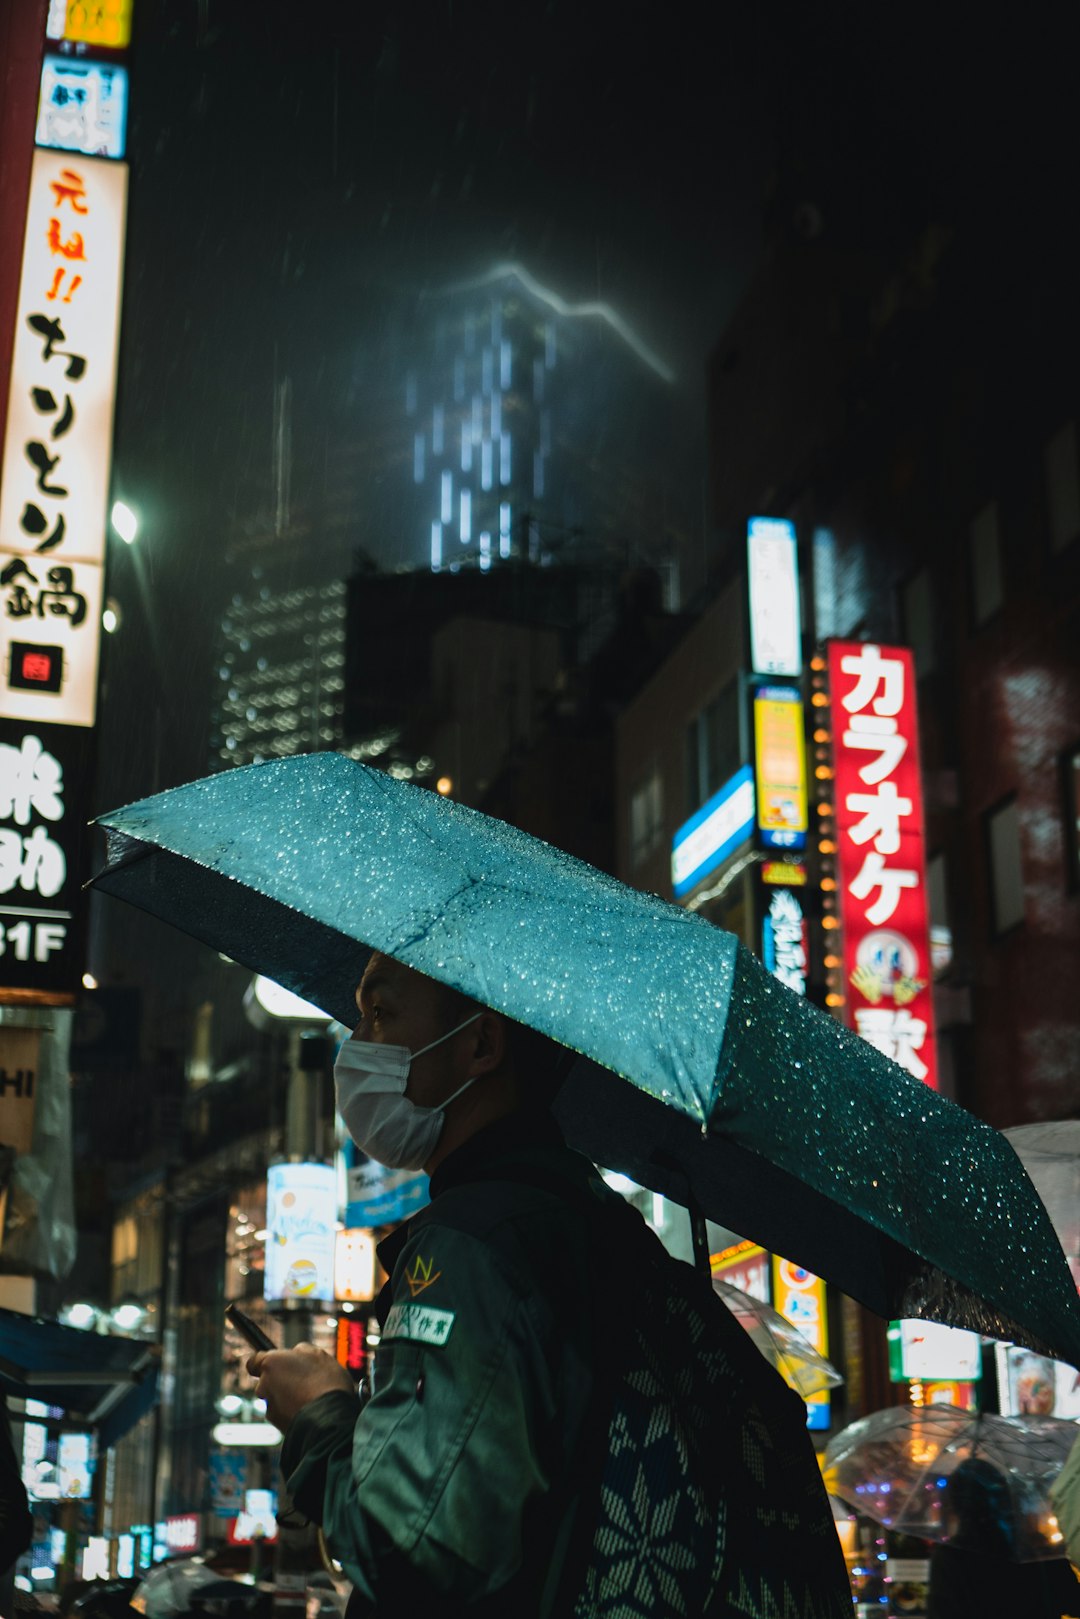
225, 1302, 276, 1353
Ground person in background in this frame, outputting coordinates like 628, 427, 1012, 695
927, 1456, 1080, 1619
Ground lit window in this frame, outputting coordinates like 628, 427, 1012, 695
630, 769, 664, 867
1064, 746, 1080, 891
900, 568, 935, 676
968, 501, 1003, 626
1044, 420, 1080, 554
986, 796, 1024, 934
926, 851, 952, 976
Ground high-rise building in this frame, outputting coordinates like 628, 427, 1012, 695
399, 263, 687, 594
208, 572, 347, 771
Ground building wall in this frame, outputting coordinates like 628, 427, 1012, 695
614, 579, 746, 899
430, 615, 563, 807
704, 211, 1080, 1128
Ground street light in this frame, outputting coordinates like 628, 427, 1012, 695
111, 1300, 147, 1333
110, 499, 138, 544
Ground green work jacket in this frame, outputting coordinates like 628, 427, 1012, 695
283, 1112, 607, 1615
281, 1111, 850, 1617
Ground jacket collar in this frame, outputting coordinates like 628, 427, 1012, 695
374, 1109, 564, 1286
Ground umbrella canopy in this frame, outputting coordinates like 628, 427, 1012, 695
132, 1560, 256, 1619
823, 1404, 1078, 1562
713, 1277, 843, 1399
91, 753, 1080, 1364
0, 1307, 159, 1449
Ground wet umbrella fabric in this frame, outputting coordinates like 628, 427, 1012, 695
823, 1404, 1079, 1562
712, 1278, 842, 1399
91, 753, 1080, 1364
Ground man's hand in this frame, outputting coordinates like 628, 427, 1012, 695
246, 1342, 356, 1432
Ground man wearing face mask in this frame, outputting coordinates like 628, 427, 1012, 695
247, 949, 590, 1615
249, 950, 851, 1618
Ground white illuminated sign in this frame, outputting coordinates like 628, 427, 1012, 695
0, 150, 127, 728
265, 1161, 336, 1304
57, 1432, 92, 1499
671, 765, 755, 899
894, 1319, 981, 1381
211, 1421, 283, 1449
82, 1537, 110, 1581
251, 974, 329, 1023
747, 517, 802, 677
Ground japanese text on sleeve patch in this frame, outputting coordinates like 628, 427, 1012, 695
383, 1302, 456, 1347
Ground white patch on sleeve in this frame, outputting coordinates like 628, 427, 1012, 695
382, 1302, 456, 1347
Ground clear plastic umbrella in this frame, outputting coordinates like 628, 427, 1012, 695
713, 1277, 843, 1399
824, 1403, 1079, 1562
130, 1559, 252, 1618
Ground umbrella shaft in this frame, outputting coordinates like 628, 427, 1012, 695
690, 1207, 711, 1278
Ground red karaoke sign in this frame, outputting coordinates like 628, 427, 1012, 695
828, 641, 938, 1090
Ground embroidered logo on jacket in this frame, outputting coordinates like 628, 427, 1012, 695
405, 1254, 442, 1298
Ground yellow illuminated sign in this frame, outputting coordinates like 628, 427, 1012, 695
772, 1255, 830, 1425
62, 0, 133, 48
753, 689, 808, 849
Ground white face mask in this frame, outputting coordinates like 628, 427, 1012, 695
334, 1011, 483, 1171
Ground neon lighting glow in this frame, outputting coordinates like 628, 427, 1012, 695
440, 471, 453, 524
431, 522, 443, 572
460, 488, 471, 543
449, 263, 675, 381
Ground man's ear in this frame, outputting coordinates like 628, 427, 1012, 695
468, 1011, 506, 1076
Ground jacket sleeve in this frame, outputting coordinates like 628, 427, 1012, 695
283, 1220, 559, 1608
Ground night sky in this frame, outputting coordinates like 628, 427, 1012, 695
98, 0, 1072, 808
79, 0, 1074, 1041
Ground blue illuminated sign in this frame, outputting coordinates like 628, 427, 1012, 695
36, 58, 129, 161
671, 765, 755, 900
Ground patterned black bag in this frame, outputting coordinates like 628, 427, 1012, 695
569, 1227, 853, 1618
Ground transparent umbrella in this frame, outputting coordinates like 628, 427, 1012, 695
130, 1560, 254, 1618
713, 1277, 843, 1399
823, 1403, 1079, 1562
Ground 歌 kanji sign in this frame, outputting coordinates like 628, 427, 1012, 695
0, 720, 92, 995
828, 641, 938, 1090
0, 150, 127, 729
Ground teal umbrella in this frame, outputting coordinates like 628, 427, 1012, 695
91, 753, 1080, 1365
